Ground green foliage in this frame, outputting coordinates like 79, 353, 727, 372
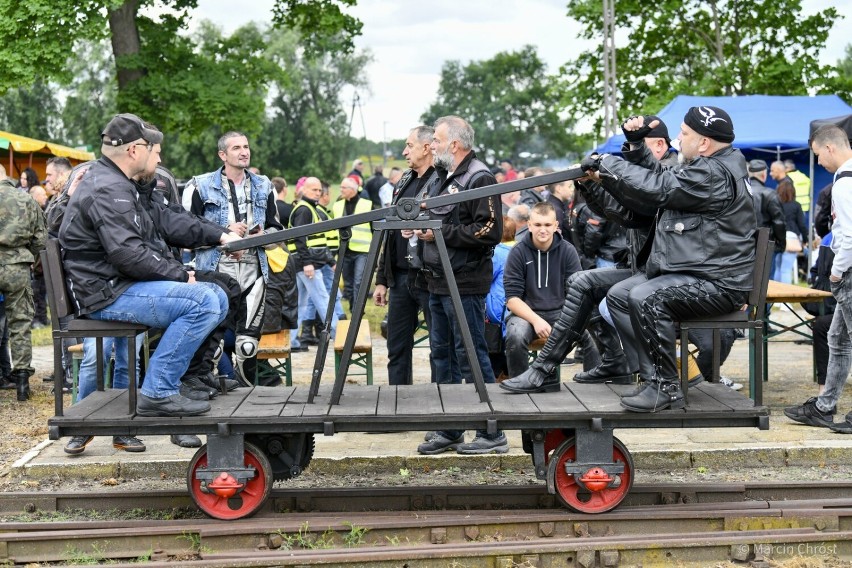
422, 45, 582, 163
276, 521, 337, 550
559, 0, 845, 135
0, 79, 61, 139
60, 40, 118, 149
271, 0, 362, 56
341, 521, 369, 547
253, 28, 372, 182
0, 0, 118, 93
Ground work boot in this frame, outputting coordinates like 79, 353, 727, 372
13, 369, 30, 402
574, 322, 633, 384
298, 319, 319, 346
573, 361, 633, 384
620, 379, 685, 413
500, 329, 582, 394
198, 371, 239, 393
0, 372, 14, 390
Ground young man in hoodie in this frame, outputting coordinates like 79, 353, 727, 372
502, 202, 582, 381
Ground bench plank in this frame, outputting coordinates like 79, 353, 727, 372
329, 385, 380, 416
334, 320, 372, 353
439, 384, 492, 415
487, 384, 544, 414
257, 330, 291, 357
397, 384, 442, 415
230, 386, 293, 418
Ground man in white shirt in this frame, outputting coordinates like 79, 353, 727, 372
786, 124, 852, 432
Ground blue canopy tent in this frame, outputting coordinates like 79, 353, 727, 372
595, 94, 852, 202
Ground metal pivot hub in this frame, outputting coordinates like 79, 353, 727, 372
546, 431, 634, 514
188, 435, 273, 520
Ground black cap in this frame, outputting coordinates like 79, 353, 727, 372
683, 106, 735, 143
101, 113, 163, 146
644, 115, 670, 142
747, 159, 767, 173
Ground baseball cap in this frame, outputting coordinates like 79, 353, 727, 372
102, 113, 163, 146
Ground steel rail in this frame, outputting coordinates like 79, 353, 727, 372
4, 481, 852, 516
3, 504, 851, 565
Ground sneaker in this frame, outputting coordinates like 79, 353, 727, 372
417, 432, 464, 455
784, 397, 835, 428
457, 433, 509, 455
423, 431, 437, 442
829, 412, 852, 434
170, 434, 202, 448
113, 435, 146, 452
718, 376, 743, 391
64, 435, 94, 455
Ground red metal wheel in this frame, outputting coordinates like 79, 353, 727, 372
187, 441, 273, 520
550, 436, 633, 513
544, 429, 570, 464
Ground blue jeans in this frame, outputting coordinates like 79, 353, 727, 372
88, 281, 228, 399
429, 293, 494, 385
342, 252, 367, 308
430, 292, 501, 441
297, 271, 338, 338
596, 257, 617, 269
321, 264, 346, 320
773, 251, 797, 284
76, 335, 143, 403
819, 273, 852, 413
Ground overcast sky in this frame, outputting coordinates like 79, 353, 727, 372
186, 0, 851, 142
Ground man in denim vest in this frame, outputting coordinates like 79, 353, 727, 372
182, 132, 283, 385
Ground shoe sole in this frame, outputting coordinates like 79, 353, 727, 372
457, 444, 510, 455
417, 442, 463, 455
499, 382, 561, 394
136, 406, 211, 417
170, 436, 203, 448
63, 436, 94, 455
783, 410, 834, 428
114, 443, 146, 452
620, 399, 686, 413
573, 375, 633, 385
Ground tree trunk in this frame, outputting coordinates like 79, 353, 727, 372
108, 0, 144, 92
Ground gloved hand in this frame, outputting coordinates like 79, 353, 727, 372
622, 115, 653, 142
580, 153, 602, 173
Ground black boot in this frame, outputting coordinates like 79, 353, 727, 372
620, 379, 684, 413
573, 323, 633, 384
14, 369, 30, 402
0, 372, 15, 390
500, 330, 581, 394
299, 319, 319, 346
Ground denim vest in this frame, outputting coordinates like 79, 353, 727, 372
191, 168, 271, 282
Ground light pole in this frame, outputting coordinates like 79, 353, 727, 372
382, 121, 389, 169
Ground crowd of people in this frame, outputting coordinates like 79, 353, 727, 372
2, 106, 852, 459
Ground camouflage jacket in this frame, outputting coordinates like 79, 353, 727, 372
0, 178, 46, 265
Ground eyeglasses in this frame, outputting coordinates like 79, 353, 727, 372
131, 142, 153, 151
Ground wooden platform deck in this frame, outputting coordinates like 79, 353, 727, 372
48, 382, 769, 439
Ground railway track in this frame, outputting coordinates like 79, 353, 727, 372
2, 482, 852, 566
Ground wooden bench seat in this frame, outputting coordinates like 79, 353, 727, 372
255, 330, 292, 386
334, 320, 373, 385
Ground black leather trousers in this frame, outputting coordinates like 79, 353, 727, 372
607, 273, 746, 382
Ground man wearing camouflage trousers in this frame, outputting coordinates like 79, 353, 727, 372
0, 164, 47, 401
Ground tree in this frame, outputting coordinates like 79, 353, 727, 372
0, 0, 362, 144
59, 40, 118, 149
421, 46, 581, 163
0, 79, 61, 139
253, 28, 372, 183
558, 0, 844, 134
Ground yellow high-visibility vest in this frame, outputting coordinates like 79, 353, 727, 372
332, 197, 372, 253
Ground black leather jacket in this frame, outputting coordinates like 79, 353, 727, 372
598, 144, 756, 291
59, 157, 224, 315
421, 151, 502, 295
749, 177, 787, 252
